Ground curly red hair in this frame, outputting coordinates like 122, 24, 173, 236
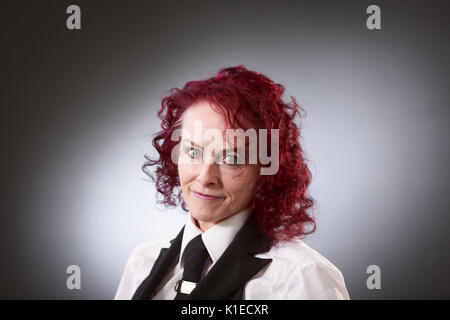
143, 65, 316, 245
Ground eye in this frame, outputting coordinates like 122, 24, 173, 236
185, 147, 201, 159
223, 154, 239, 165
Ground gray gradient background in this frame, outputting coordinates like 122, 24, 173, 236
2, 0, 449, 299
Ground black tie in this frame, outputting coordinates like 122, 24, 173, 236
174, 234, 210, 300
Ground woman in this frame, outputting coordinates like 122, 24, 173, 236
115, 65, 350, 300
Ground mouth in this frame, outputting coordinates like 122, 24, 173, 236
193, 190, 225, 200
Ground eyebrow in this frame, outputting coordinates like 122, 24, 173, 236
182, 138, 249, 153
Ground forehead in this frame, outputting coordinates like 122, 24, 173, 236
181, 101, 251, 148
182, 101, 228, 132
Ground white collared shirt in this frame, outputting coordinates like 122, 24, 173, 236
114, 209, 350, 300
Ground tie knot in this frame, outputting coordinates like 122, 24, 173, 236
182, 235, 209, 269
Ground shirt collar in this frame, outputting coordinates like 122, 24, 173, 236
180, 207, 253, 265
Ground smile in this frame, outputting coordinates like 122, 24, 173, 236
193, 191, 225, 200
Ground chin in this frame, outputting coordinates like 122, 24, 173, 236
190, 208, 216, 221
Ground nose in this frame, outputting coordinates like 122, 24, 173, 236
196, 162, 220, 188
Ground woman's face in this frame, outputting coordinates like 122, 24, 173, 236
177, 101, 260, 231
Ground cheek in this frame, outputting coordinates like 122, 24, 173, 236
178, 164, 188, 184
224, 169, 260, 197
178, 163, 193, 185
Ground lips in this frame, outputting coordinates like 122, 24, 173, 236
193, 191, 224, 200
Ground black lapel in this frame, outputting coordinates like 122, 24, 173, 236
188, 214, 273, 300
131, 226, 184, 300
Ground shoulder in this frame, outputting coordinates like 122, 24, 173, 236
246, 239, 350, 300
130, 236, 172, 260
260, 239, 340, 271
127, 237, 171, 270
114, 236, 172, 300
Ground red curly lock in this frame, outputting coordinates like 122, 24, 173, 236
143, 65, 316, 246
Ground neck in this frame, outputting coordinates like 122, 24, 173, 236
191, 216, 216, 232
